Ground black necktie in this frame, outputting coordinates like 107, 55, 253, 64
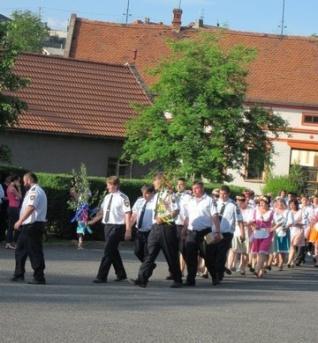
137, 201, 147, 229
219, 203, 226, 222
104, 194, 113, 223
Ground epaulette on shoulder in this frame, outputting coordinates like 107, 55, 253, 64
119, 192, 129, 200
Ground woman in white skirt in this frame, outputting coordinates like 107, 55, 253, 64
227, 195, 254, 275
287, 199, 305, 267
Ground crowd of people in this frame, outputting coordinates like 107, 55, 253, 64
1, 171, 318, 287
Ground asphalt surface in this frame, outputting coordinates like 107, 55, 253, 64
0, 241, 317, 343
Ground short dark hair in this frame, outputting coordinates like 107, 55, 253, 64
220, 185, 230, 194
178, 178, 186, 183
106, 176, 120, 186
289, 199, 299, 210
24, 172, 38, 183
141, 185, 155, 194
192, 180, 204, 188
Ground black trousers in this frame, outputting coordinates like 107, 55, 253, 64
176, 225, 187, 259
7, 207, 20, 243
185, 228, 212, 283
138, 223, 182, 284
210, 232, 233, 280
96, 224, 127, 281
134, 230, 150, 262
14, 222, 46, 281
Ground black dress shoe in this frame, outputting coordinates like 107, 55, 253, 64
224, 268, 232, 275
10, 276, 25, 282
166, 275, 173, 280
212, 278, 220, 286
170, 281, 182, 288
114, 276, 127, 282
93, 278, 107, 284
129, 279, 147, 288
28, 279, 46, 285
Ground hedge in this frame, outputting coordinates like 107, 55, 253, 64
1, 165, 244, 239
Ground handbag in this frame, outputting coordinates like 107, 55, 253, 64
204, 232, 223, 245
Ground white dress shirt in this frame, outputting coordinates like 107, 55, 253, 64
175, 191, 192, 225
183, 194, 217, 231
217, 199, 243, 234
20, 184, 47, 224
101, 191, 131, 225
132, 196, 155, 231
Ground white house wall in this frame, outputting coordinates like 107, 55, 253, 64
229, 106, 318, 194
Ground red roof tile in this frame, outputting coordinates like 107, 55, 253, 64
10, 53, 151, 138
68, 17, 318, 108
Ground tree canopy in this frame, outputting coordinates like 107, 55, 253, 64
0, 11, 42, 161
5, 10, 49, 53
123, 33, 288, 182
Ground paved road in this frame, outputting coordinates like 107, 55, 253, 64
0, 242, 317, 343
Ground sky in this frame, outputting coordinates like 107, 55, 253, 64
1, 0, 317, 36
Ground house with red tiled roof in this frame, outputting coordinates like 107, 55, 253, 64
63, 9, 318, 193
0, 53, 151, 177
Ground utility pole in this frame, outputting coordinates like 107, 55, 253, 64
123, 0, 131, 24
280, 0, 287, 36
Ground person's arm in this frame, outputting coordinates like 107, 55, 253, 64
124, 212, 132, 240
238, 221, 245, 241
87, 209, 103, 226
12, 186, 22, 200
212, 214, 221, 236
14, 206, 35, 230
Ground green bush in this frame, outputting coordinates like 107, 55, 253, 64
262, 165, 307, 197
37, 173, 152, 239
1, 166, 245, 239
262, 176, 302, 197
0, 164, 28, 182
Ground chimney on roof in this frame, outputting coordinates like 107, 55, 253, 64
64, 13, 77, 58
172, 8, 182, 32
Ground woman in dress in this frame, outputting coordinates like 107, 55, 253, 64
273, 198, 293, 271
308, 196, 318, 267
228, 195, 254, 275
5, 175, 22, 249
250, 196, 274, 278
287, 199, 305, 267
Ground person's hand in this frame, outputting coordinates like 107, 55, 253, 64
240, 235, 246, 243
14, 220, 22, 231
125, 231, 131, 241
156, 217, 164, 225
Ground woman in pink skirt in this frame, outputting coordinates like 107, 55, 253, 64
251, 196, 274, 278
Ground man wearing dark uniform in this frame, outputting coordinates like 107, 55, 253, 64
88, 176, 131, 283
11, 172, 47, 284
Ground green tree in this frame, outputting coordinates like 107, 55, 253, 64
0, 14, 30, 161
5, 10, 49, 53
123, 33, 288, 182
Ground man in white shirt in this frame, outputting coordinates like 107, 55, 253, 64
88, 176, 131, 283
11, 172, 47, 284
132, 173, 182, 288
183, 181, 221, 286
174, 178, 192, 276
211, 185, 244, 284
129, 185, 155, 262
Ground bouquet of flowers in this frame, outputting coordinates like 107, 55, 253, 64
68, 164, 94, 236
